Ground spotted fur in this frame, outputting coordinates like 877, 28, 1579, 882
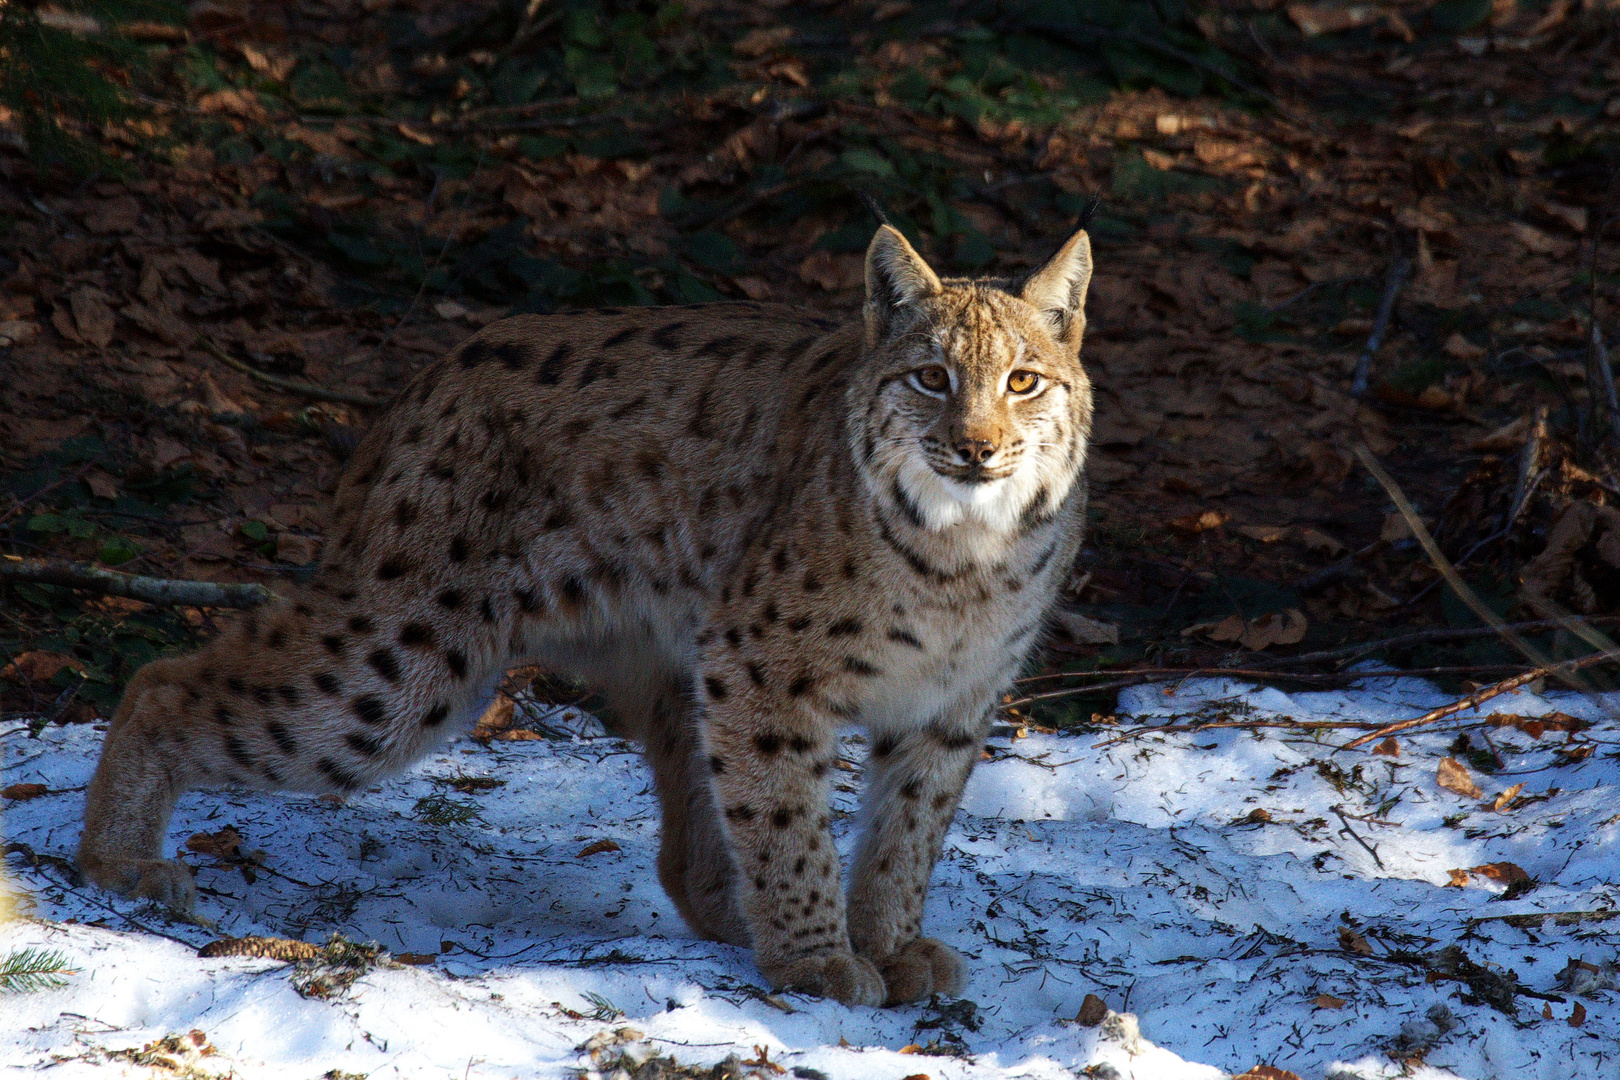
78, 225, 1095, 1006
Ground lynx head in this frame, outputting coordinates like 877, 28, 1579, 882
848, 224, 1094, 538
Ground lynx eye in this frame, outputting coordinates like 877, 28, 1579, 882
1007, 370, 1040, 394
913, 365, 951, 393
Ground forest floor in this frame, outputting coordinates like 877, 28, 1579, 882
3, 1, 1620, 1077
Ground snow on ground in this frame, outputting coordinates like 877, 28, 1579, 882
3, 673, 1618, 1080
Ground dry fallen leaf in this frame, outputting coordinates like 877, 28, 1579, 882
1544, 1002, 1555, 1020
1437, 757, 1484, 800
1492, 783, 1526, 811
1233, 1065, 1303, 1080
797, 250, 864, 292
1053, 610, 1119, 645
1441, 331, 1485, 361
1286, 2, 1379, 36
576, 839, 622, 858
186, 826, 244, 859
1487, 711, 1587, 738
733, 25, 794, 58
0, 650, 84, 684
1236, 524, 1290, 543
1167, 509, 1228, 534
1312, 994, 1347, 1009
70, 287, 116, 348
2, 783, 49, 801
395, 952, 437, 966
1468, 415, 1532, 452
1472, 861, 1530, 884
1445, 868, 1473, 888
1180, 613, 1247, 642
1509, 220, 1561, 254
1570, 1001, 1587, 1027
1298, 527, 1346, 556
896, 1044, 923, 1055
1075, 992, 1108, 1026
1240, 609, 1308, 650
1338, 927, 1373, 955
1372, 737, 1401, 757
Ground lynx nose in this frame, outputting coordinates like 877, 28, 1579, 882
956, 438, 997, 465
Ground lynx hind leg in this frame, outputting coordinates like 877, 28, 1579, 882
79, 595, 500, 912
602, 668, 748, 947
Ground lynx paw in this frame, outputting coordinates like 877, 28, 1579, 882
89, 858, 198, 915
877, 937, 966, 1005
766, 950, 886, 1007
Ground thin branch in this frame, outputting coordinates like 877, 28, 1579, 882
1350, 256, 1409, 398
0, 557, 274, 609
1354, 445, 1589, 692
196, 332, 388, 409
1339, 650, 1619, 751
1004, 663, 1558, 711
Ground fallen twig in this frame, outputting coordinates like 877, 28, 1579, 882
1349, 255, 1410, 398
1331, 804, 1384, 869
1339, 650, 1619, 751
0, 557, 274, 609
196, 331, 388, 409
1005, 663, 1560, 711
1090, 717, 1387, 750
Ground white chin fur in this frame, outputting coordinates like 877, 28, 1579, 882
896, 454, 1059, 534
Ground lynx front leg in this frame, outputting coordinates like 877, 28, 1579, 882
847, 699, 993, 1004
703, 695, 883, 1006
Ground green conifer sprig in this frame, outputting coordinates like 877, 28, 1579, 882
0, 947, 77, 993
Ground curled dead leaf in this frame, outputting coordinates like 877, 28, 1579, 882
1338, 927, 1373, 955
1445, 868, 1472, 888
1472, 861, 1530, 884
186, 826, 244, 859
1372, 737, 1401, 757
1492, 783, 1526, 811
396, 952, 437, 966
1075, 993, 1108, 1026
1487, 711, 1587, 738
576, 839, 622, 858
1312, 994, 1347, 1009
2, 783, 49, 801
1570, 1001, 1587, 1026
1437, 757, 1484, 800
1236, 524, 1290, 543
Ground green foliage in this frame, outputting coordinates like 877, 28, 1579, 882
0, 1, 184, 174
0, 948, 76, 993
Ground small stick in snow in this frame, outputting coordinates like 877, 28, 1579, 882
1330, 804, 1384, 869
1349, 255, 1410, 399
1339, 650, 1618, 751
0, 557, 274, 609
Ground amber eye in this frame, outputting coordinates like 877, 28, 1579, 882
1007, 370, 1039, 394
915, 365, 950, 393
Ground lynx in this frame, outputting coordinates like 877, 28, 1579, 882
78, 224, 1095, 1006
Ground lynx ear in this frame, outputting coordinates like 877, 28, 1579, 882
864, 225, 941, 342
1020, 229, 1093, 350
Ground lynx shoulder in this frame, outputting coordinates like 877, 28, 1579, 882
79, 224, 1095, 1006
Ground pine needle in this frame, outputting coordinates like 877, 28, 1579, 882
0, 947, 77, 993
